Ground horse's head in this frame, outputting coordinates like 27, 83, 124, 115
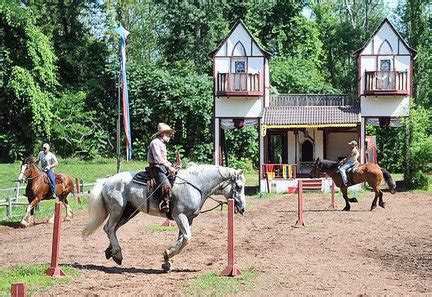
309, 157, 322, 178
220, 169, 246, 215
18, 157, 37, 182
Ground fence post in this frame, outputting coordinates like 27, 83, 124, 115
75, 177, 81, 203
11, 283, 27, 297
294, 180, 305, 227
331, 180, 336, 209
14, 182, 20, 202
7, 197, 12, 218
220, 198, 242, 277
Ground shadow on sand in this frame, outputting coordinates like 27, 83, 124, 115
69, 263, 199, 275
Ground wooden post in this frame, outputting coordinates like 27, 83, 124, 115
294, 180, 305, 227
220, 198, 242, 277
331, 179, 336, 209
161, 219, 175, 227
11, 283, 27, 297
75, 177, 81, 204
45, 203, 65, 277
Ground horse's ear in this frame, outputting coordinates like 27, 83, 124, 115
237, 169, 244, 177
315, 157, 320, 164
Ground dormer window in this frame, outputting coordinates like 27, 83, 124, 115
232, 41, 246, 56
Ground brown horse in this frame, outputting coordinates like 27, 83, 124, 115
310, 158, 396, 211
18, 157, 75, 227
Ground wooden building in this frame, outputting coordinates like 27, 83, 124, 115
211, 19, 415, 193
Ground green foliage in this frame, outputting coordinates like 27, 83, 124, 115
403, 104, 431, 190
271, 56, 337, 94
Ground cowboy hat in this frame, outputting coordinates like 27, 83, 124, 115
152, 123, 175, 139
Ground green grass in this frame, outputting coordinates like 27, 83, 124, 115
0, 264, 79, 296
146, 225, 178, 232
0, 196, 88, 224
0, 158, 145, 189
183, 269, 259, 296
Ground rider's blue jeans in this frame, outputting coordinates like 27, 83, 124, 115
46, 169, 56, 195
339, 160, 356, 185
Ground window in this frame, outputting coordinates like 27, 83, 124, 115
232, 41, 246, 56
301, 140, 314, 162
234, 61, 245, 73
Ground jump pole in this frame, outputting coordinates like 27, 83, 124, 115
11, 283, 27, 297
220, 198, 241, 277
294, 180, 305, 228
75, 177, 81, 204
45, 202, 65, 277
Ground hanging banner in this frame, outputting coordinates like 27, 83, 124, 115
115, 25, 132, 160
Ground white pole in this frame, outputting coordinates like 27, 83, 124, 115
360, 117, 366, 163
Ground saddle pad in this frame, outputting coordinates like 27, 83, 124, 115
132, 171, 151, 185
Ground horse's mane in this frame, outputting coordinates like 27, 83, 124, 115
183, 164, 241, 180
320, 159, 339, 170
24, 156, 36, 164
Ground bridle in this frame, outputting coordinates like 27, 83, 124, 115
19, 163, 42, 181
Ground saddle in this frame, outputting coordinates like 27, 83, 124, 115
132, 170, 156, 187
43, 173, 64, 185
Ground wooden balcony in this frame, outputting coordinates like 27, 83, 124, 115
364, 70, 409, 95
216, 72, 261, 96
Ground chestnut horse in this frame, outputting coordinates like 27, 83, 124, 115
18, 157, 75, 227
310, 158, 396, 211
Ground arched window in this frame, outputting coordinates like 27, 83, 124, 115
378, 40, 393, 54
232, 41, 246, 56
301, 140, 313, 162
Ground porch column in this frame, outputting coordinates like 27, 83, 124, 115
360, 117, 365, 163
214, 118, 220, 165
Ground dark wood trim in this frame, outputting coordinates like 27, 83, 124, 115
410, 57, 413, 96
294, 129, 298, 165
360, 54, 412, 57
212, 56, 216, 164
364, 90, 409, 95
217, 90, 263, 96
217, 116, 260, 119
323, 128, 327, 159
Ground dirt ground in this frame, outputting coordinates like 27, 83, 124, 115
1, 191, 431, 295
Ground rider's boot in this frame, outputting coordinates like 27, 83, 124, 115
159, 185, 171, 213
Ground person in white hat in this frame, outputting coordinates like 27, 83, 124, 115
338, 140, 360, 186
147, 123, 176, 212
36, 143, 59, 198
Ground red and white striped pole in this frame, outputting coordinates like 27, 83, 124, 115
45, 202, 65, 277
220, 198, 242, 277
294, 180, 305, 227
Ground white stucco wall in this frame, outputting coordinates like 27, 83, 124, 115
361, 96, 410, 117
315, 130, 324, 160
326, 132, 358, 161
215, 96, 263, 117
287, 131, 295, 164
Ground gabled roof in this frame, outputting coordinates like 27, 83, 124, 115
354, 18, 417, 57
209, 19, 272, 58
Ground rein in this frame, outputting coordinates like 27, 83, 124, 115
174, 174, 231, 213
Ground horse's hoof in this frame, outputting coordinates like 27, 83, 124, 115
20, 220, 29, 227
112, 255, 122, 265
342, 207, 351, 211
163, 250, 170, 262
379, 202, 386, 209
349, 198, 358, 203
370, 205, 377, 211
162, 261, 172, 273
64, 216, 72, 222
105, 248, 112, 259
48, 216, 55, 224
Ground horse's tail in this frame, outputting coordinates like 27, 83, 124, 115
381, 168, 396, 194
82, 179, 108, 236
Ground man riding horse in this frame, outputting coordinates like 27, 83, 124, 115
36, 143, 58, 199
338, 140, 359, 187
147, 123, 177, 212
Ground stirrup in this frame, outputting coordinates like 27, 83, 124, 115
159, 201, 169, 213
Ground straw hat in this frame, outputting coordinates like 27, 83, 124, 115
152, 123, 175, 139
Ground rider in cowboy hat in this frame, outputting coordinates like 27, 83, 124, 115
338, 140, 360, 187
147, 123, 177, 212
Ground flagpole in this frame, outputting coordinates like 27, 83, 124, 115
116, 57, 121, 173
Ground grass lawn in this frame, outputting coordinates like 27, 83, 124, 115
0, 264, 79, 296
183, 269, 259, 295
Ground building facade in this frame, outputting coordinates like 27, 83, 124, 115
211, 19, 415, 193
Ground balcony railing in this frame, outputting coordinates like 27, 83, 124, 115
270, 94, 356, 107
364, 70, 408, 95
262, 164, 297, 179
216, 72, 261, 96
